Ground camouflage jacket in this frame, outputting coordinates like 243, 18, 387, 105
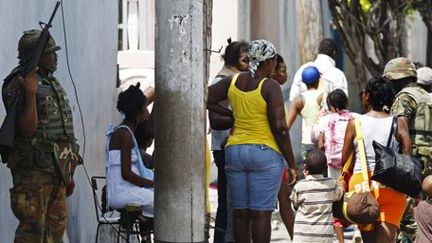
2, 68, 81, 176
391, 83, 432, 159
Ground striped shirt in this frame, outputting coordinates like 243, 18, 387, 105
290, 174, 344, 243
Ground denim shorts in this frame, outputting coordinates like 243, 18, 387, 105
225, 144, 284, 211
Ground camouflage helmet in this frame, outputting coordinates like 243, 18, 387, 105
383, 57, 417, 81
18, 29, 61, 60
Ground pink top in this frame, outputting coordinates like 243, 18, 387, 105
314, 110, 355, 168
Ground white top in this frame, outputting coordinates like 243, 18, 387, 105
105, 125, 154, 217
106, 150, 154, 217
289, 54, 348, 101
106, 150, 141, 196
299, 89, 322, 145
353, 115, 393, 174
313, 111, 358, 168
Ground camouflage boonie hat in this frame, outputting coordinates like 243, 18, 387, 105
383, 57, 417, 81
18, 29, 61, 60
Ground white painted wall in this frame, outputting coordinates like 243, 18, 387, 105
209, 0, 238, 81
0, 0, 118, 242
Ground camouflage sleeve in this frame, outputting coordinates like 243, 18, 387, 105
2, 78, 24, 112
391, 93, 417, 119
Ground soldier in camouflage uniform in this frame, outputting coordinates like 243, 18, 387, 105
384, 57, 432, 242
2, 30, 81, 243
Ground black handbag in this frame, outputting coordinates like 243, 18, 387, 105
372, 117, 422, 198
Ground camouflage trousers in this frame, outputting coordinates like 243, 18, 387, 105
397, 198, 417, 243
10, 170, 67, 243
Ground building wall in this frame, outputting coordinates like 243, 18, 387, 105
208, 0, 239, 81
0, 0, 118, 242
250, 0, 280, 48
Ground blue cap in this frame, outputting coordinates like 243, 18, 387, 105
302, 66, 320, 85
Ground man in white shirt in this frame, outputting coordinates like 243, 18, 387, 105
289, 39, 348, 101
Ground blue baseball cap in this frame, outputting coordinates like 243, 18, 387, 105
302, 66, 320, 85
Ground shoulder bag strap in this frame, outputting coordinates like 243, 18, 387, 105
354, 118, 371, 192
339, 153, 353, 180
385, 117, 397, 147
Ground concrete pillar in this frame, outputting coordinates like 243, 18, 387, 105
154, 1, 206, 243
296, 0, 324, 63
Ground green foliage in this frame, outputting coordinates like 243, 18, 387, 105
359, 0, 372, 13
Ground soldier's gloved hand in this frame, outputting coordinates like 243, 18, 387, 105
66, 179, 75, 197
18, 67, 39, 94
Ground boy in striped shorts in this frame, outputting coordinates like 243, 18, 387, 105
290, 149, 344, 243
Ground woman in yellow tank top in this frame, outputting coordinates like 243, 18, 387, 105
208, 40, 297, 243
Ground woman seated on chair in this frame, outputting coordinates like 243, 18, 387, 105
106, 83, 154, 217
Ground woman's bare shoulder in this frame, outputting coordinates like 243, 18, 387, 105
110, 127, 132, 149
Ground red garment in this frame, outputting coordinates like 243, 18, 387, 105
282, 167, 288, 182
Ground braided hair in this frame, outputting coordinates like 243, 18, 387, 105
117, 83, 146, 122
365, 77, 395, 112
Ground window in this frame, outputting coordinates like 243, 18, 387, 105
118, 0, 155, 51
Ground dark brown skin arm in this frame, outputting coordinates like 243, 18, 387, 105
117, 129, 153, 187
17, 69, 39, 137
209, 99, 233, 130
318, 132, 325, 151
286, 97, 303, 129
395, 116, 412, 154
144, 86, 155, 106
207, 76, 233, 118
339, 119, 355, 190
209, 110, 234, 130
265, 79, 296, 168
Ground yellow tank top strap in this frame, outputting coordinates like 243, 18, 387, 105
257, 78, 267, 92
229, 73, 241, 89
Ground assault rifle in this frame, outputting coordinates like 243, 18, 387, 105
0, 1, 60, 163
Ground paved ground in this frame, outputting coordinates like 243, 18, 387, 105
208, 162, 361, 243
